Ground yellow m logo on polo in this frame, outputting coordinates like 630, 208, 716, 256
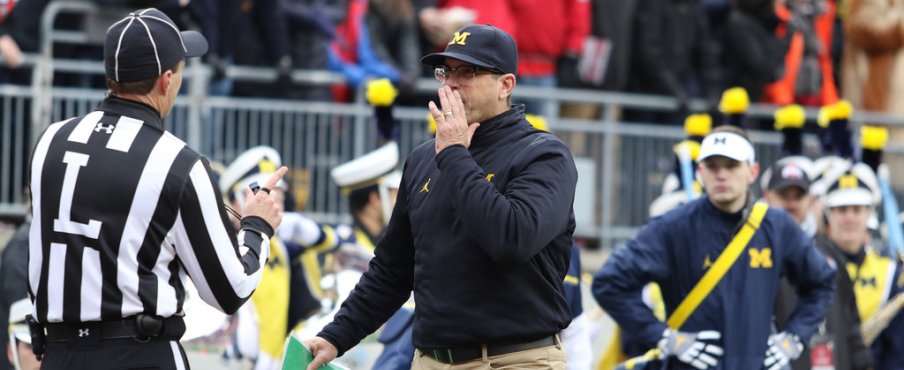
839, 174, 858, 189
449, 32, 471, 46
486, 173, 495, 182
749, 248, 773, 269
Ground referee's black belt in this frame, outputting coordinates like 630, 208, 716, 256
43, 315, 184, 343
419, 335, 557, 364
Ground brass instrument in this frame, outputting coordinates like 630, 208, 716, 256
862, 292, 904, 345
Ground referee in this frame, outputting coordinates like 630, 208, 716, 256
27, 9, 285, 370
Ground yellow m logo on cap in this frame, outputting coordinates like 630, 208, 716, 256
449, 32, 471, 46
749, 248, 773, 269
839, 174, 858, 189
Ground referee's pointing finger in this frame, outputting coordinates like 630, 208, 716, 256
264, 166, 289, 190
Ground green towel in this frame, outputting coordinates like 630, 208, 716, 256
280, 334, 349, 370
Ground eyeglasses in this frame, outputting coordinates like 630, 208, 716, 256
434, 65, 499, 84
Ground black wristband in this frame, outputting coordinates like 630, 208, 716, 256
241, 216, 274, 239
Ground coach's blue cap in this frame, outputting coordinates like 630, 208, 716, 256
420, 24, 518, 75
104, 8, 208, 83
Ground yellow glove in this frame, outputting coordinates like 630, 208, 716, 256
774, 104, 805, 130
366, 78, 398, 107
817, 100, 853, 128
719, 87, 749, 114
684, 113, 712, 137
861, 125, 889, 150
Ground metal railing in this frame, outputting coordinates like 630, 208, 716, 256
5, 80, 897, 247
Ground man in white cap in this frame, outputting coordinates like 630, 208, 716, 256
220, 146, 339, 370
290, 142, 407, 369
218, 146, 294, 370
593, 126, 835, 370
6, 299, 38, 370
820, 170, 904, 369
329, 142, 402, 252
327, 142, 413, 369
769, 161, 873, 370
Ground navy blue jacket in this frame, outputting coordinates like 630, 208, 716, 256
319, 106, 578, 354
372, 242, 586, 370
593, 197, 835, 370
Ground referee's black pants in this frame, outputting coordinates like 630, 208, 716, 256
40, 337, 190, 370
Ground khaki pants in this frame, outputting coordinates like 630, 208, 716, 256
410, 341, 566, 370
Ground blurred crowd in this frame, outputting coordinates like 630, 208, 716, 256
0, 0, 588, 107
2, 0, 904, 126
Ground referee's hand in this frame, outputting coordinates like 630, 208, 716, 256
241, 166, 288, 230
303, 336, 338, 370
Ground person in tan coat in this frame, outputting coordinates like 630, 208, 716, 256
842, 0, 904, 122
841, 6, 904, 183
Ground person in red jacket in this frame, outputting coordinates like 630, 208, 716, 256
510, 0, 591, 120
762, 0, 839, 106
416, 0, 516, 50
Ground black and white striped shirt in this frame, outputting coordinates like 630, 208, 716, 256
28, 96, 271, 324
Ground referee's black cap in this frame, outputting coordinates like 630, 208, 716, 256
421, 24, 518, 75
104, 8, 208, 83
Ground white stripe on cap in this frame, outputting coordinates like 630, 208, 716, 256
114, 17, 137, 82
135, 17, 162, 76
106, 15, 132, 33
141, 14, 187, 53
